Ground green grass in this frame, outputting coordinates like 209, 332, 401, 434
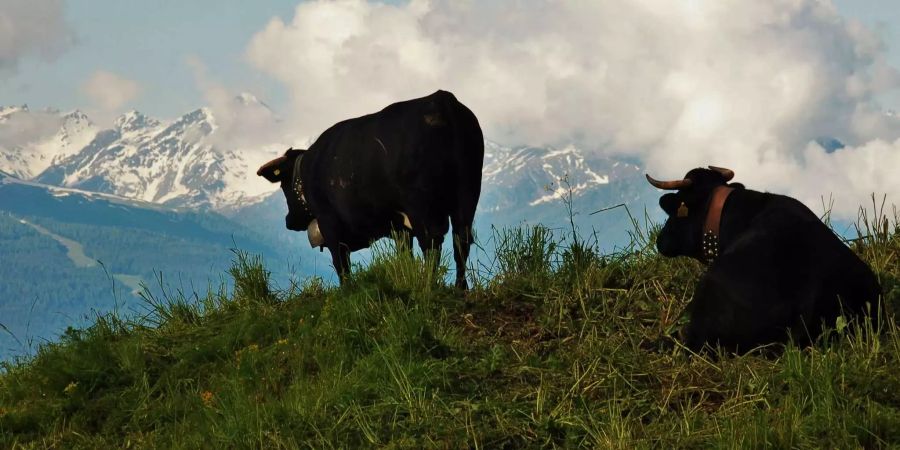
2, 210, 900, 449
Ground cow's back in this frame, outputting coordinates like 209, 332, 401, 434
302, 91, 484, 243
756, 194, 880, 319
688, 190, 881, 350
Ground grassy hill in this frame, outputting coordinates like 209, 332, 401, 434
1, 212, 899, 448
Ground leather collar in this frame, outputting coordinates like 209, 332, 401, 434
700, 185, 734, 264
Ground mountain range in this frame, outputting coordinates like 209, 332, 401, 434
1, 98, 653, 217
0, 99, 660, 361
1, 98, 279, 212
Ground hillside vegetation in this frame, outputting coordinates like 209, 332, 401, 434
0, 210, 293, 363
2, 205, 900, 449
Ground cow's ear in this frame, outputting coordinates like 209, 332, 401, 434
285, 148, 306, 158
659, 193, 681, 216
257, 156, 287, 183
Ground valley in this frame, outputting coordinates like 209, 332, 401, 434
17, 218, 98, 269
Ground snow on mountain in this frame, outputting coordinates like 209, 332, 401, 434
29, 99, 280, 211
234, 92, 272, 109
0, 164, 173, 212
0, 106, 98, 179
480, 140, 643, 214
470, 141, 658, 250
0, 104, 29, 120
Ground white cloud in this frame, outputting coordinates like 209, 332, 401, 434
245, 0, 900, 218
0, 109, 62, 148
0, 0, 71, 73
763, 137, 900, 218
184, 56, 298, 198
81, 70, 141, 112
186, 56, 291, 153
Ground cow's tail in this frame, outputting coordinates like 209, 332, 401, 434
446, 94, 484, 288
446, 93, 483, 227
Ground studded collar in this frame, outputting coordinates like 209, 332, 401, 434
700, 185, 734, 265
290, 154, 313, 215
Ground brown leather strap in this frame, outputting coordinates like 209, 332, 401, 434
704, 186, 734, 237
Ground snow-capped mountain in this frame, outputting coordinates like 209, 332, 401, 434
481, 140, 644, 213
0, 105, 98, 179
472, 142, 657, 248
1, 99, 657, 241
37, 107, 268, 209
0, 95, 281, 211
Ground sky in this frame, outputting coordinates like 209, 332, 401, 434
833, 0, 900, 110
2, 0, 900, 218
0, 0, 300, 119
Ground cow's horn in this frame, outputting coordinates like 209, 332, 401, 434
645, 174, 693, 190
708, 166, 735, 181
256, 155, 287, 176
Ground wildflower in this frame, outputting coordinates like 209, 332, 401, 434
247, 344, 259, 352
277, 338, 289, 346
63, 381, 78, 395
200, 390, 214, 406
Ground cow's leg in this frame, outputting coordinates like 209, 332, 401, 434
448, 136, 481, 290
450, 194, 478, 290
408, 211, 448, 281
392, 229, 413, 254
328, 243, 352, 284
418, 233, 444, 268
417, 223, 446, 271
317, 214, 352, 284
450, 219, 474, 290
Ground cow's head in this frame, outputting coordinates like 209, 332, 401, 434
257, 148, 316, 233
647, 166, 742, 260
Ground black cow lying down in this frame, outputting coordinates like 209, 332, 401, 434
647, 166, 881, 352
258, 90, 484, 289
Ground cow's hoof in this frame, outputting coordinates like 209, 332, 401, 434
454, 278, 468, 291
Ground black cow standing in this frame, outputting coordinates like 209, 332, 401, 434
257, 90, 484, 289
647, 166, 881, 352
